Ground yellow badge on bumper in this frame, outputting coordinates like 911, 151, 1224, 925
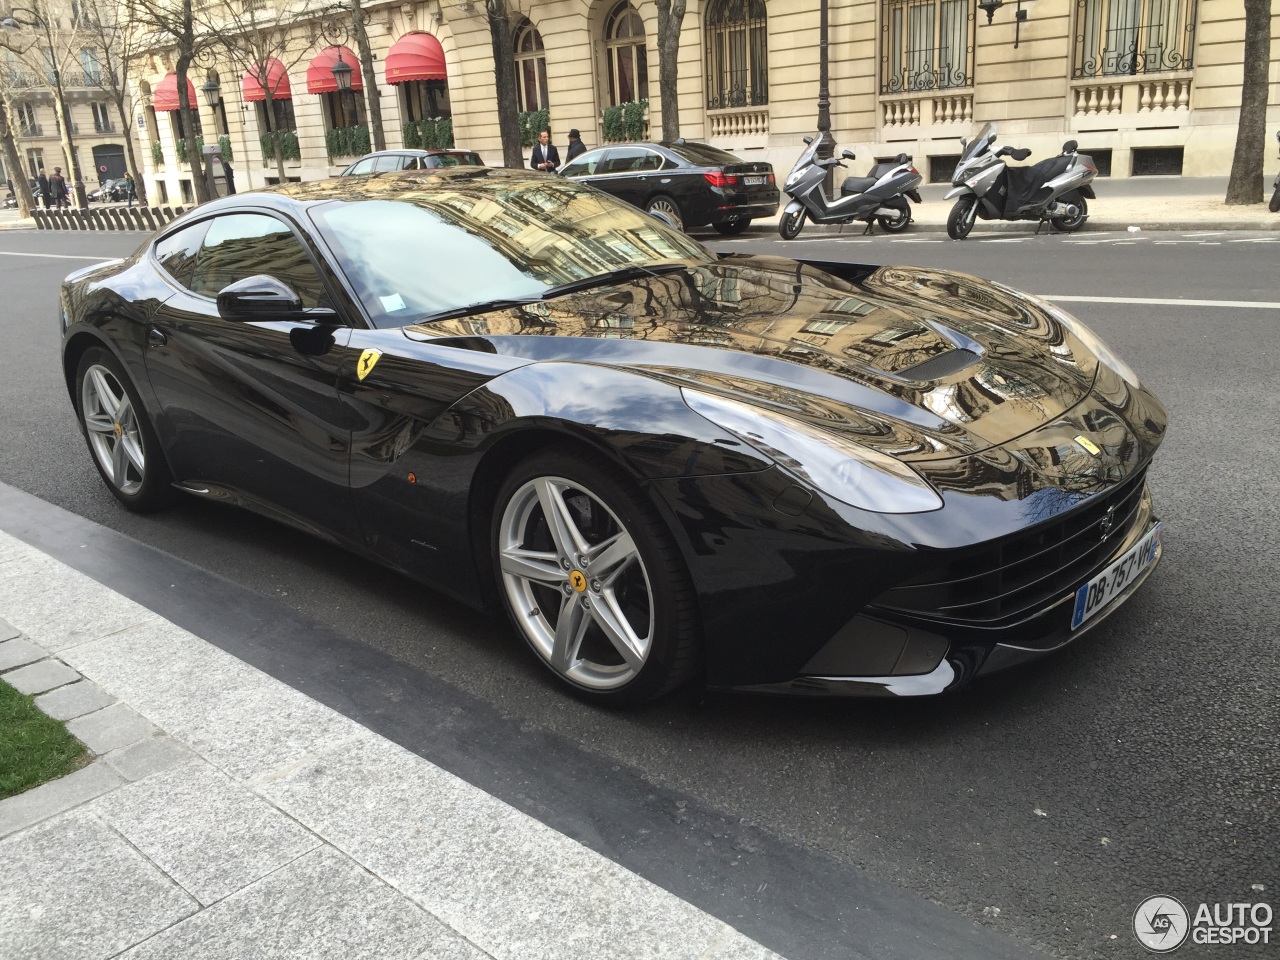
357, 349, 382, 381
1074, 435, 1101, 456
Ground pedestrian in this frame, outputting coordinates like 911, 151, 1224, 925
49, 167, 69, 208
566, 128, 586, 163
222, 158, 236, 195
37, 167, 51, 209
123, 171, 137, 207
529, 129, 559, 174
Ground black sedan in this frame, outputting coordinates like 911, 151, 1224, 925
560, 140, 778, 235
60, 168, 1165, 705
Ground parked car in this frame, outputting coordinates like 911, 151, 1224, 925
340, 149, 485, 176
59, 167, 1165, 705
560, 140, 778, 234
88, 178, 128, 203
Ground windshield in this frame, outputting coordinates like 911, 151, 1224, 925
789, 139, 819, 176
308, 177, 710, 328
960, 123, 996, 161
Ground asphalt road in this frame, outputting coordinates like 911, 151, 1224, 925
1, 228, 1276, 959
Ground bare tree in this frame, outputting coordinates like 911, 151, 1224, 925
654, 0, 686, 142
0, 97, 37, 215
347, 0, 385, 151
486, 0, 521, 168
132, 0, 211, 204
197, 0, 340, 183
1224, 0, 1272, 204
77, 0, 148, 204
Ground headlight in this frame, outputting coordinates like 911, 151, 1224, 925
682, 389, 943, 514
995, 285, 1142, 387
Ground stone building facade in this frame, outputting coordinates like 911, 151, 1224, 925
137, 0, 1280, 202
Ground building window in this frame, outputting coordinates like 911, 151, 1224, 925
321, 91, 365, 130
1072, 0, 1196, 78
603, 2, 647, 106
170, 108, 202, 142
401, 80, 450, 121
26, 148, 45, 178
514, 20, 548, 112
91, 102, 113, 133
16, 102, 39, 137
704, 0, 768, 109
880, 0, 974, 94
79, 47, 102, 86
255, 97, 296, 135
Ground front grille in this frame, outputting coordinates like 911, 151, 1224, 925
875, 470, 1149, 629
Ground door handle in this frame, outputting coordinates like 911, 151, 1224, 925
146, 327, 167, 348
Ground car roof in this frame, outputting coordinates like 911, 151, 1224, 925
355, 149, 478, 158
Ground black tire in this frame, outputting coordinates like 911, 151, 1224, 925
713, 217, 752, 236
1051, 195, 1088, 232
778, 208, 806, 240
492, 447, 700, 706
876, 198, 912, 233
74, 347, 172, 512
645, 194, 685, 232
1269, 187, 1280, 214
947, 197, 977, 240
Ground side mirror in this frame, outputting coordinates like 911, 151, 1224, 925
217, 275, 303, 320
841, 149, 856, 160
803, 136, 814, 145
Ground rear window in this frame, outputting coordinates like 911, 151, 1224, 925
430, 152, 484, 168
666, 142, 742, 166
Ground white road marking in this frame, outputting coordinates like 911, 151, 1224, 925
1228, 238, 1280, 243
891, 238, 945, 243
0, 251, 115, 261
1182, 231, 1225, 237
980, 238, 1026, 242
1045, 295, 1280, 310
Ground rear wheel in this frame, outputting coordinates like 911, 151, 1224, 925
778, 208, 806, 240
713, 217, 751, 236
1269, 186, 1280, 214
1051, 196, 1088, 232
75, 347, 171, 512
876, 199, 912, 233
946, 197, 977, 240
645, 195, 684, 232
493, 449, 699, 705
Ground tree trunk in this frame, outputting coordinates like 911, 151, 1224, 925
349, 0, 386, 151
1224, 0, 1272, 205
176, 56, 211, 204
262, 88, 287, 183
655, 0, 686, 143
113, 96, 147, 206
0, 102, 35, 217
51, 89, 82, 207
487, 0, 522, 168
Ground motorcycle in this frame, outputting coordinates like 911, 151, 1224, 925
1270, 131, 1279, 214
945, 122, 1098, 239
779, 136, 923, 239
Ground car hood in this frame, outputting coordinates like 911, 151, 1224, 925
409, 256, 1111, 462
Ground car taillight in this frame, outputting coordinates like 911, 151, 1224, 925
909, 167, 920, 176
703, 171, 737, 187
767, 173, 776, 184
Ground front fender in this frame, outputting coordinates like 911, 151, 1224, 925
783, 198, 805, 216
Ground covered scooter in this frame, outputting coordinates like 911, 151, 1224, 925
779, 136, 923, 239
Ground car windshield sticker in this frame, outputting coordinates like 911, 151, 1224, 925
357, 348, 383, 381
379, 293, 407, 312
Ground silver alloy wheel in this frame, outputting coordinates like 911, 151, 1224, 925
498, 475, 654, 691
80, 363, 145, 495
646, 197, 683, 231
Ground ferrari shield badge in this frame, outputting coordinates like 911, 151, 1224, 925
1073, 435, 1102, 456
357, 348, 382, 381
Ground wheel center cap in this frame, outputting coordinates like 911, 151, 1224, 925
569, 570, 587, 592
112, 422, 123, 438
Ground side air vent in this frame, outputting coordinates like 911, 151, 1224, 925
897, 348, 981, 382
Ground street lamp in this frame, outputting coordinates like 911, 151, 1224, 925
330, 54, 353, 93
201, 77, 221, 109
977, 0, 1029, 48
2, 8, 89, 208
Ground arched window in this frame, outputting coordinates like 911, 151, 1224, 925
514, 20, 548, 112
705, 0, 768, 109
603, 2, 647, 106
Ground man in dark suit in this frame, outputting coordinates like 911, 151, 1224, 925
530, 129, 559, 174
566, 129, 586, 163
37, 167, 51, 209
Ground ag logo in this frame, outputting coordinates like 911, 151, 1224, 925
357, 348, 382, 381
1134, 896, 1190, 953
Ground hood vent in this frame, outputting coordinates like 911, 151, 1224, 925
897, 348, 981, 382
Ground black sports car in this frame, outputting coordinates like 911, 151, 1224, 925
60, 168, 1165, 704
560, 140, 778, 235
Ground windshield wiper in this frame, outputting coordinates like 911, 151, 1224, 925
419, 295, 545, 323
541, 263, 688, 299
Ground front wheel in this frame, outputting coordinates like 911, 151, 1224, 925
877, 199, 912, 233
1269, 186, 1280, 214
713, 217, 751, 236
1051, 196, 1088, 232
778, 208, 807, 240
493, 449, 700, 705
947, 197, 977, 240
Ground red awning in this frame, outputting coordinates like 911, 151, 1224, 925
306, 46, 363, 94
385, 33, 447, 84
242, 58, 292, 102
153, 73, 198, 112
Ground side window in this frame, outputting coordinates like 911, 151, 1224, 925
373, 154, 402, 173
190, 214, 325, 308
562, 150, 606, 178
346, 158, 375, 176
636, 151, 664, 172
603, 148, 645, 174
153, 221, 210, 290
402, 156, 422, 170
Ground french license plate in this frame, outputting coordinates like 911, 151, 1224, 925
1070, 523, 1161, 630
743, 176, 765, 186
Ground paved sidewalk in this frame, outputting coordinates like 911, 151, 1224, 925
0, 528, 780, 960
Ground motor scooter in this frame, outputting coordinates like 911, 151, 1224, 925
1269, 131, 1279, 214
779, 136, 923, 239
945, 122, 1098, 239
